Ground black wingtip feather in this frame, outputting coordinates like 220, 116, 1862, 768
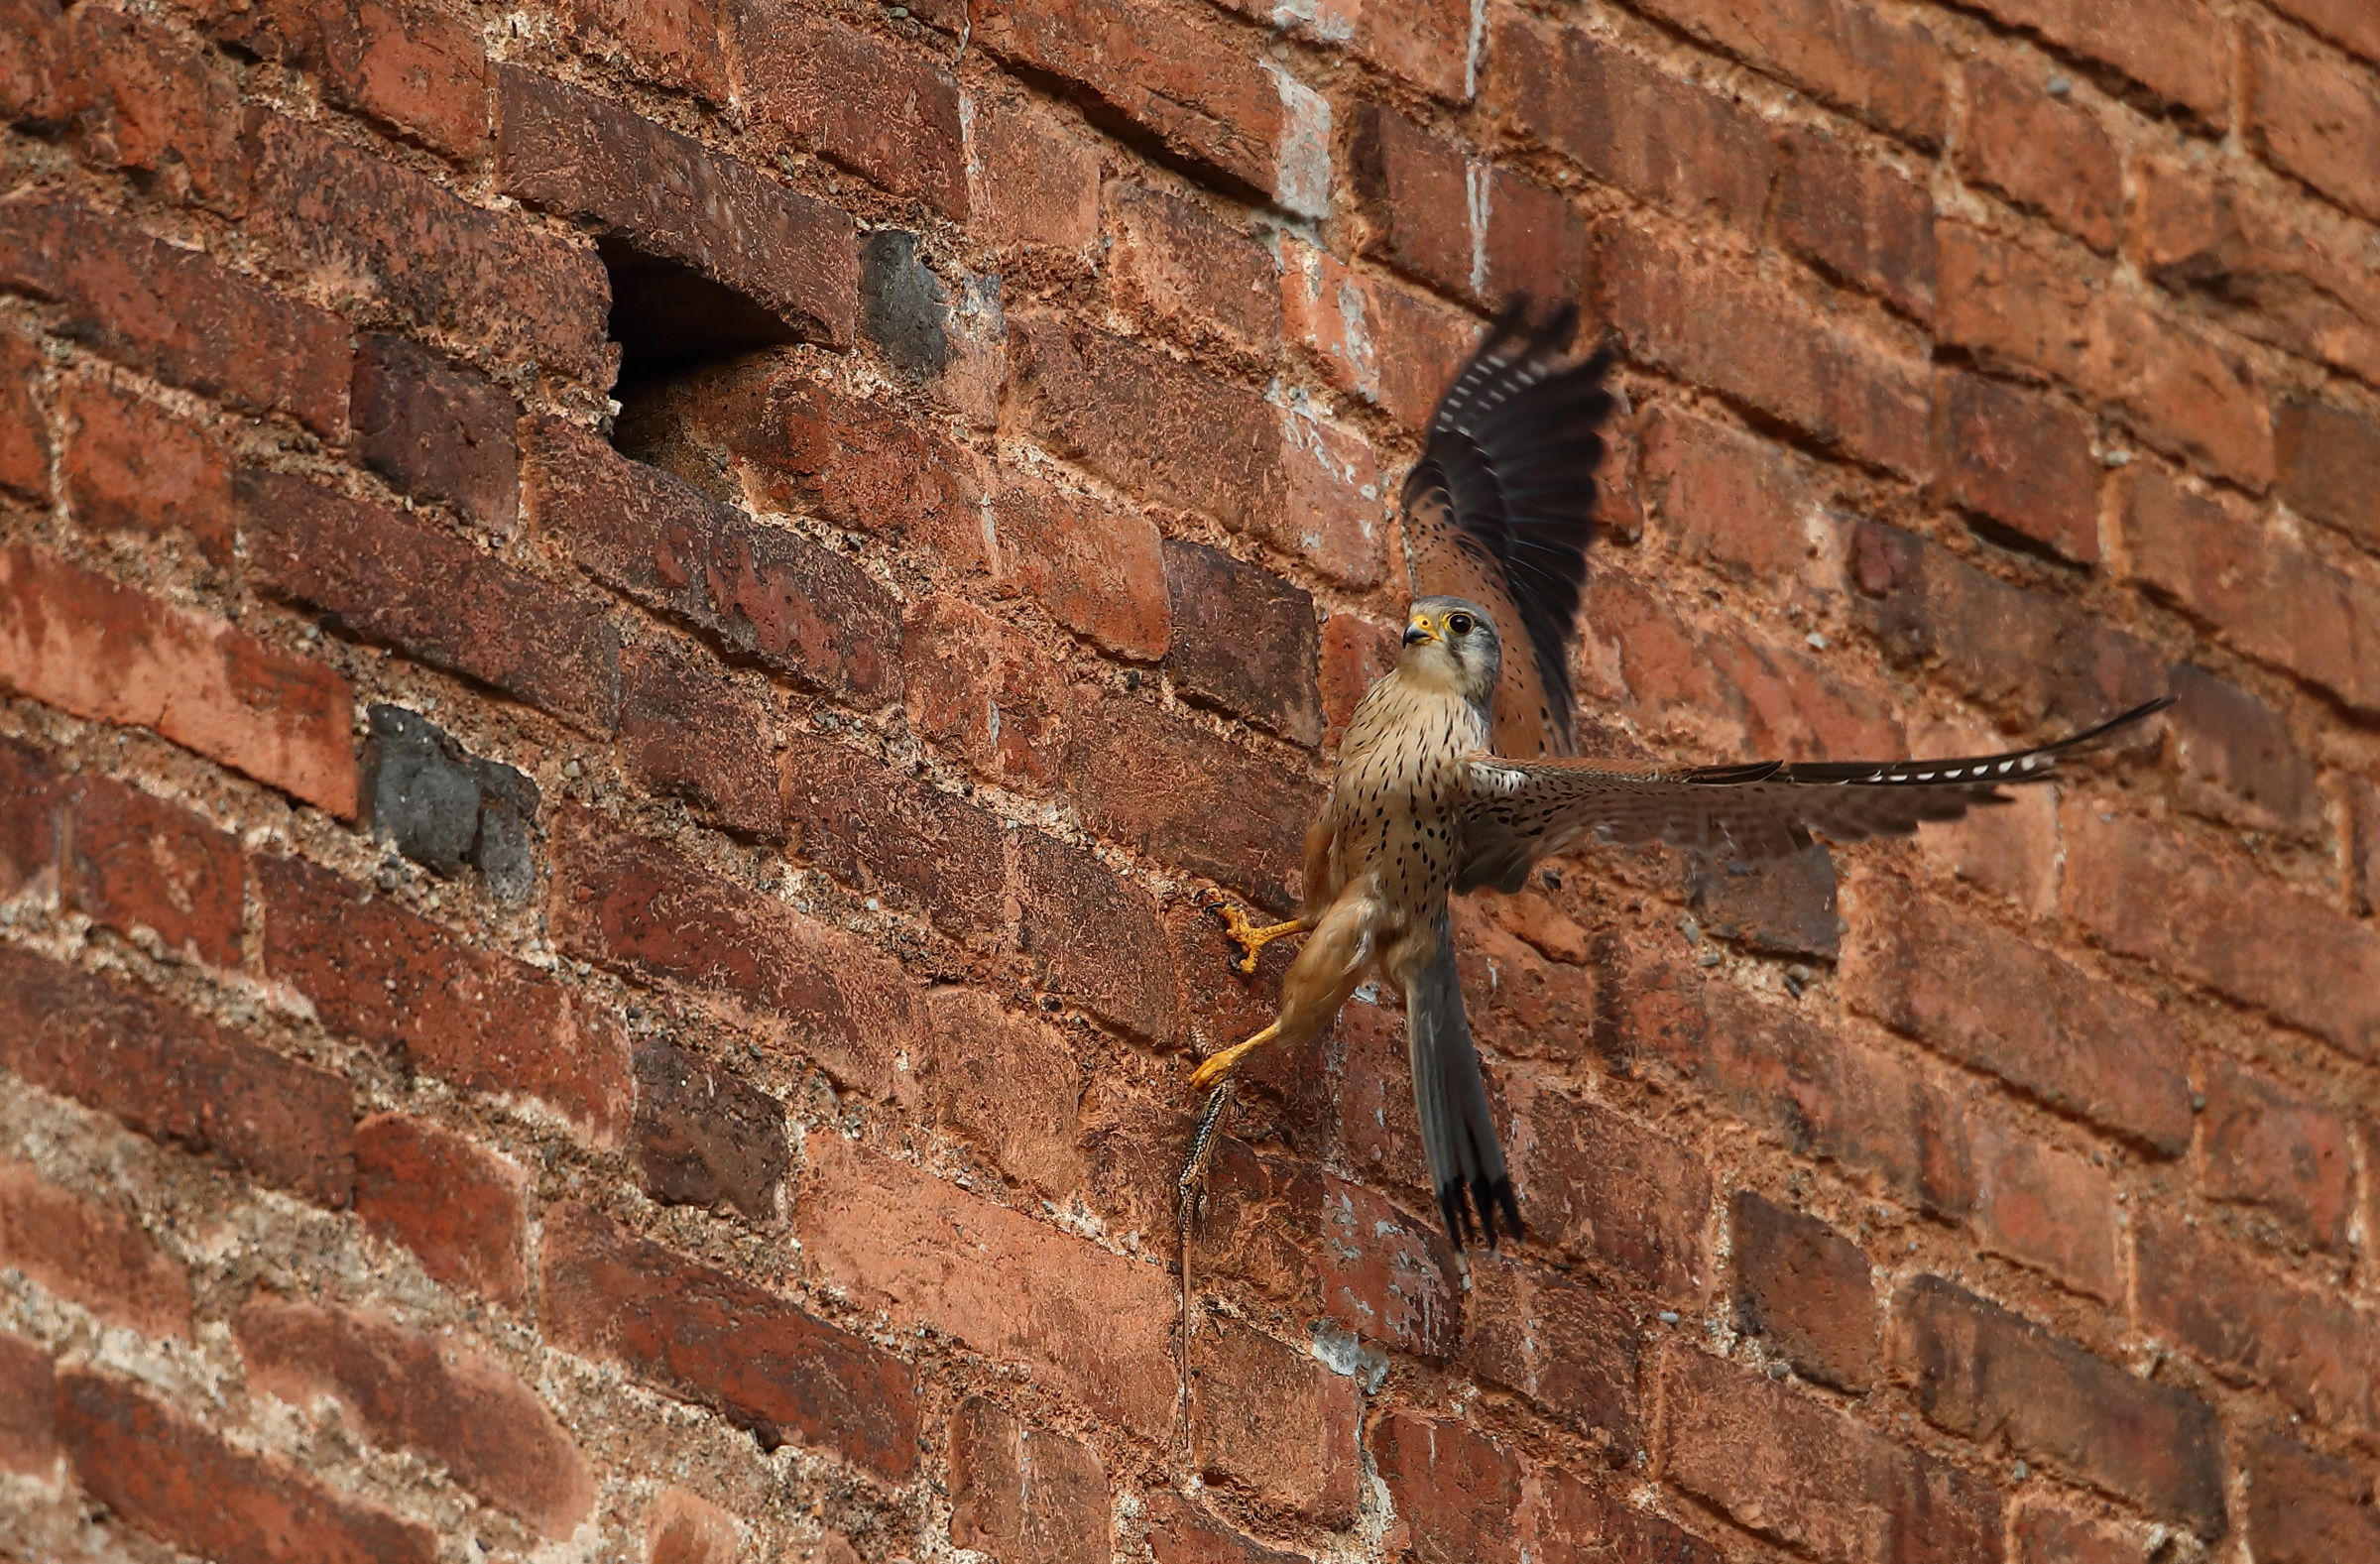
1436, 1174, 1525, 1252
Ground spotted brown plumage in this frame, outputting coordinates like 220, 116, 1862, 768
1183, 300, 2172, 1258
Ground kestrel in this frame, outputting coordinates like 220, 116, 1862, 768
1185, 302, 2168, 1251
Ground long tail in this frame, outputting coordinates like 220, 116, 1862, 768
1408, 922, 1519, 1249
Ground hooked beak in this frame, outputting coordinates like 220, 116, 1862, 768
1403, 619, 1435, 648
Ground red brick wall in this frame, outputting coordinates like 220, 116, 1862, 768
0, 0, 2375, 1560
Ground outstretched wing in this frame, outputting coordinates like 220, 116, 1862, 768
1456, 699, 2172, 882
1403, 300, 1620, 760
1407, 918, 1519, 1250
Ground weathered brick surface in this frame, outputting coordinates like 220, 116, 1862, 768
0, 3, 2367, 1556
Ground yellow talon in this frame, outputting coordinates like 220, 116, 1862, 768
1209, 900, 1309, 975
1188, 1023, 1279, 1092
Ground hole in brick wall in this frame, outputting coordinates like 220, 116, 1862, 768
599, 239, 797, 463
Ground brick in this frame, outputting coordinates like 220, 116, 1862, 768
2012, 1503, 2149, 1564
902, 595, 1077, 790
970, 89, 1102, 252
0, 1161, 190, 1337
2267, 0, 2380, 66
1349, 103, 1473, 299
234, 1296, 592, 1537
715, 372, 988, 572
2249, 21, 2380, 223
1215, 0, 1472, 100
59, 1369, 436, 1564
1068, 689, 1316, 906
547, 808, 916, 1095
0, 944, 354, 1205
1667, 1346, 2002, 1564
559, 0, 724, 99
1847, 521, 2166, 728
1776, 130, 1937, 322
1959, 0, 2225, 125
620, 642, 784, 838
2166, 664, 2320, 835
920, 988, 1087, 1199
60, 775, 243, 967
1630, 0, 1948, 145
60, 376, 234, 561
1460, 1250, 1639, 1442
778, 729, 1005, 938
2245, 1428, 2380, 1564
1594, 224, 1933, 479
1375, 1413, 1521, 1564
742, 4, 966, 216
1902, 1275, 2223, 1532
1965, 1115, 2120, 1298
1729, 1191, 1876, 1390
242, 470, 622, 733
360, 704, 539, 902
1280, 244, 1476, 433
2350, 776, 2380, 916
2275, 394, 2380, 550
62, 7, 248, 214
2197, 1055, 2353, 1251
949, 1398, 1109, 1564
633, 1036, 787, 1222
211, 0, 488, 159
353, 1112, 529, 1304
1106, 180, 1282, 359
352, 334, 521, 534
2139, 1209, 2380, 1439
1936, 221, 2099, 386
242, 112, 612, 382
1143, 1493, 1310, 1564
0, 332, 47, 501
260, 853, 633, 1141
1959, 59, 2122, 253
1504, 1074, 1710, 1295
1192, 1319, 1361, 1523
991, 469, 1172, 661
648, 1488, 746, 1564
796, 1136, 1175, 1434
1162, 541, 1321, 746
1842, 888, 2193, 1154
970, 0, 1318, 215
1527, 1467, 1726, 1564
0, 195, 348, 434
499, 68, 852, 348
2118, 467, 2380, 715
0, 736, 56, 900
1318, 612, 1396, 751
544, 1200, 917, 1472
0, 0, 62, 122
1008, 311, 1285, 529
2129, 157, 2380, 384
1491, 16, 1775, 230
2084, 295, 2275, 491
0, 1332, 54, 1476
1940, 370, 2100, 563
1483, 166, 1589, 305
1014, 829, 1180, 1042
528, 419, 902, 703
1637, 405, 1812, 580
2065, 808, 2380, 1063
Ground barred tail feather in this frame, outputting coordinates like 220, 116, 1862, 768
1408, 923, 1519, 1250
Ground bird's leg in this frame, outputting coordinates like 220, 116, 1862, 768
1186, 1023, 1280, 1091
1206, 897, 1310, 975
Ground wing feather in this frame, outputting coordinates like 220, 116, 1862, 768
1459, 699, 2171, 872
1403, 300, 1620, 760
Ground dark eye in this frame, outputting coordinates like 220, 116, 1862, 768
1448, 613, 1475, 636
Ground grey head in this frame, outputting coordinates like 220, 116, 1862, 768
1401, 595, 1504, 707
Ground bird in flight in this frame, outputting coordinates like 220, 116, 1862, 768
1181, 301, 2168, 1254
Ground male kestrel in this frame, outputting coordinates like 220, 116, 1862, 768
1186, 302, 2168, 1251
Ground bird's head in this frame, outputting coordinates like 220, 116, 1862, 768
1400, 596, 1503, 704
